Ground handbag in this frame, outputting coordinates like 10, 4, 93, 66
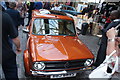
89, 50, 118, 79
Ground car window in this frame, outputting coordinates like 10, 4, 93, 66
32, 19, 76, 36
67, 7, 75, 11
61, 6, 67, 10
61, 6, 76, 11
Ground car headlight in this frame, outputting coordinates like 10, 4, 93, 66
33, 62, 45, 70
84, 59, 93, 66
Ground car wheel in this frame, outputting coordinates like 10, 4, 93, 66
24, 72, 29, 77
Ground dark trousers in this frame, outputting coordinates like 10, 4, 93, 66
8, 37, 13, 49
94, 43, 107, 67
20, 18, 24, 26
26, 12, 32, 26
2, 51, 19, 80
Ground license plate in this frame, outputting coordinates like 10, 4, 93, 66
50, 73, 77, 79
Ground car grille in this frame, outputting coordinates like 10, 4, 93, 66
42, 59, 86, 71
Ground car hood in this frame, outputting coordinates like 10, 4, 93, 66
31, 36, 93, 61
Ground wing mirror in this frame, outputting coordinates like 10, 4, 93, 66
23, 28, 29, 33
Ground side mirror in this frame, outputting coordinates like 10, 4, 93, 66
23, 28, 29, 33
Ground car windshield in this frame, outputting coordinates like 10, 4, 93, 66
32, 19, 76, 36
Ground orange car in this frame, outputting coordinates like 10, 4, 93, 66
23, 9, 94, 79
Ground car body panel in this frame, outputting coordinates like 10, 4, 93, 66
29, 35, 93, 61
32, 10, 73, 21
23, 9, 94, 78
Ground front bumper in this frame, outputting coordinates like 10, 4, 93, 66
30, 66, 93, 78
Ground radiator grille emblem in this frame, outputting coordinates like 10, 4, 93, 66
64, 62, 70, 68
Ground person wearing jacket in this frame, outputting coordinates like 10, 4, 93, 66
5, 2, 21, 31
1, 7, 21, 80
94, 10, 120, 67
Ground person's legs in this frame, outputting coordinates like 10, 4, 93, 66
2, 52, 19, 80
20, 18, 24, 26
26, 12, 31, 26
89, 22, 93, 34
94, 44, 107, 67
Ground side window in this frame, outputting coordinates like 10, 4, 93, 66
61, 6, 67, 10
65, 21, 75, 35
67, 7, 74, 11
33, 19, 45, 34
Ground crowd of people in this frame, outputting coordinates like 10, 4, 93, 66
82, 5, 120, 75
0, 1, 120, 80
0, 1, 64, 26
81, 3, 120, 73
83, 2, 120, 76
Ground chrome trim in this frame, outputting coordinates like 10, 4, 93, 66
31, 67, 93, 76
32, 71, 67, 75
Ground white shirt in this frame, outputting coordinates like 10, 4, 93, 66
51, 6, 61, 11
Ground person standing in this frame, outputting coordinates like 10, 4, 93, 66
1, 8, 21, 80
26, 2, 35, 26
51, 4, 61, 11
33, 2, 43, 10
92, 8, 101, 23
5, 2, 21, 48
5, 2, 21, 31
43, 2, 51, 10
94, 10, 120, 67
16, 1, 27, 27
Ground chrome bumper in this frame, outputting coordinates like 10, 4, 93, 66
31, 67, 93, 76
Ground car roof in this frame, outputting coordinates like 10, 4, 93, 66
32, 9, 74, 21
